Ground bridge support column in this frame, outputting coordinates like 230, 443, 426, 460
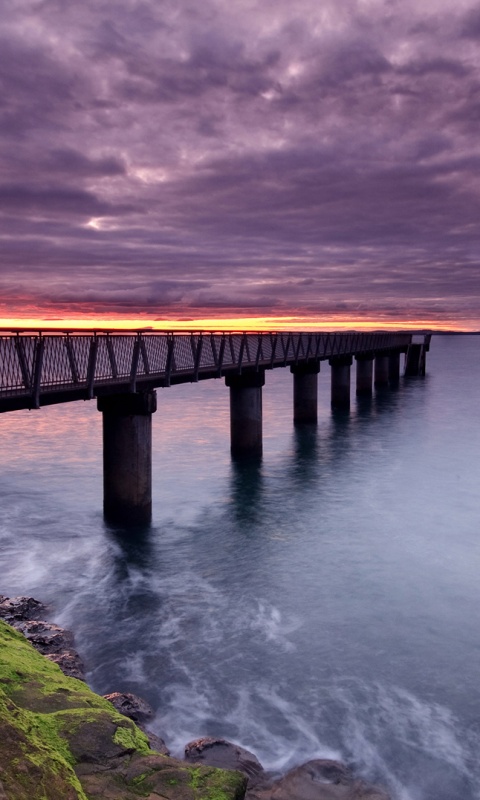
355, 355, 374, 396
97, 391, 157, 525
388, 352, 401, 384
329, 357, 352, 409
225, 371, 265, 457
290, 362, 320, 423
405, 344, 426, 376
374, 355, 389, 387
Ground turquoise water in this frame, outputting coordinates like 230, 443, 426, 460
1, 334, 479, 799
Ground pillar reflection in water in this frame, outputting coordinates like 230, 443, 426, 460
289, 425, 319, 486
103, 520, 154, 578
229, 458, 264, 526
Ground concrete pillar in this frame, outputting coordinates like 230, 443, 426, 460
355, 355, 373, 396
97, 391, 157, 525
329, 357, 352, 409
290, 362, 320, 423
225, 371, 265, 457
405, 344, 426, 376
374, 355, 389, 387
388, 351, 401, 384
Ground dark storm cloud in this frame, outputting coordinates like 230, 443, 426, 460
460, 6, 480, 38
1, 0, 480, 324
0, 183, 137, 217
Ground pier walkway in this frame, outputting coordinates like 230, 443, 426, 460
0, 330, 425, 412
0, 329, 430, 523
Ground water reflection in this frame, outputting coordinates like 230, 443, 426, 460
354, 393, 373, 417
289, 424, 319, 487
6, 339, 480, 799
228, 377, 419, 522
103, 520, 154, 574
229, 457, 264, 525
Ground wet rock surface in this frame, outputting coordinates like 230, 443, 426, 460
1, 595, 393, 800
246, 759, 391, 800
14, 619, 75, 654
103, 690, 171, 755
0, 619, 247, 800
44, 650, 86, 681
103, 690, 154, 723
141, 727, 171, 756
185, 736, 266, 785
0, 596, 86, 681
0, 594, 49, 623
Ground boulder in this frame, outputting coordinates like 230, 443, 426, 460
44, 650, 86, 682
0, 620, 247, 800
0, 595, 49, 623
185, 736, 265, 785
103, 690, 154, 724
246, 759, 391, 800
0, 595, 86, 682
142, 728, 171, 756
13, 619, 75, 655
103, 691, 170, 754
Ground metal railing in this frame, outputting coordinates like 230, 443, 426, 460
0, 330, 414, 412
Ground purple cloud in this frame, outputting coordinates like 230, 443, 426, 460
0, 0, 479, 325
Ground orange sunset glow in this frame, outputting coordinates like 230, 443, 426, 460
0, 314, 473, 334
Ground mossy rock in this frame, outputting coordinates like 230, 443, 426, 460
0, 620, 247, 800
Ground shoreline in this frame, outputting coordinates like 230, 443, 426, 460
0, 592, 391, 800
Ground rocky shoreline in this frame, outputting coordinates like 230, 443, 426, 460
0, 594, 391, 800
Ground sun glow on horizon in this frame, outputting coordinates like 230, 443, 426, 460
0, 313, 474, 333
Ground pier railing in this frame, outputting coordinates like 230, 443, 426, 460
0, 331, 414, 412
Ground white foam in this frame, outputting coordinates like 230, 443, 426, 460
249, 600, 301, 652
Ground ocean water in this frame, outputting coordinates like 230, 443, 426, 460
1, 333, 479, 800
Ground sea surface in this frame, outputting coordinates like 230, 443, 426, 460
1, 333, 479, 800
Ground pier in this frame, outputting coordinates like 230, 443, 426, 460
0, 330, 430, 523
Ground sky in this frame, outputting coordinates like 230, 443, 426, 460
1, 0, 480, 331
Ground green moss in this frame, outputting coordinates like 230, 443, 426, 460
188, 765, 246, 800
0, 690, 87, 799
131, 770, 155, 785
113, 722, 152, 755
0, 619, 246, 800
0, 622, 113, 714
23, 712, 76, 767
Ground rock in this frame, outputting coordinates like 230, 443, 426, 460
44, 650, 86, 681
0, 595, 49, 623
103, 691, 154, 724
246, 759, 391, 800
185, 736, 265, 785
0, 598, 87, 682
0, 619, 247, 800
142, 728, 171, 756
103, 691, 170, 755
13, 619, 75, 655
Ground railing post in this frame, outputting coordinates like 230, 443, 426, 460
86, 336, 98, 399
32, 336, 45, 409
14, 336, 31, 393
106, 334, 118, 379
65, 335, 80, 384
